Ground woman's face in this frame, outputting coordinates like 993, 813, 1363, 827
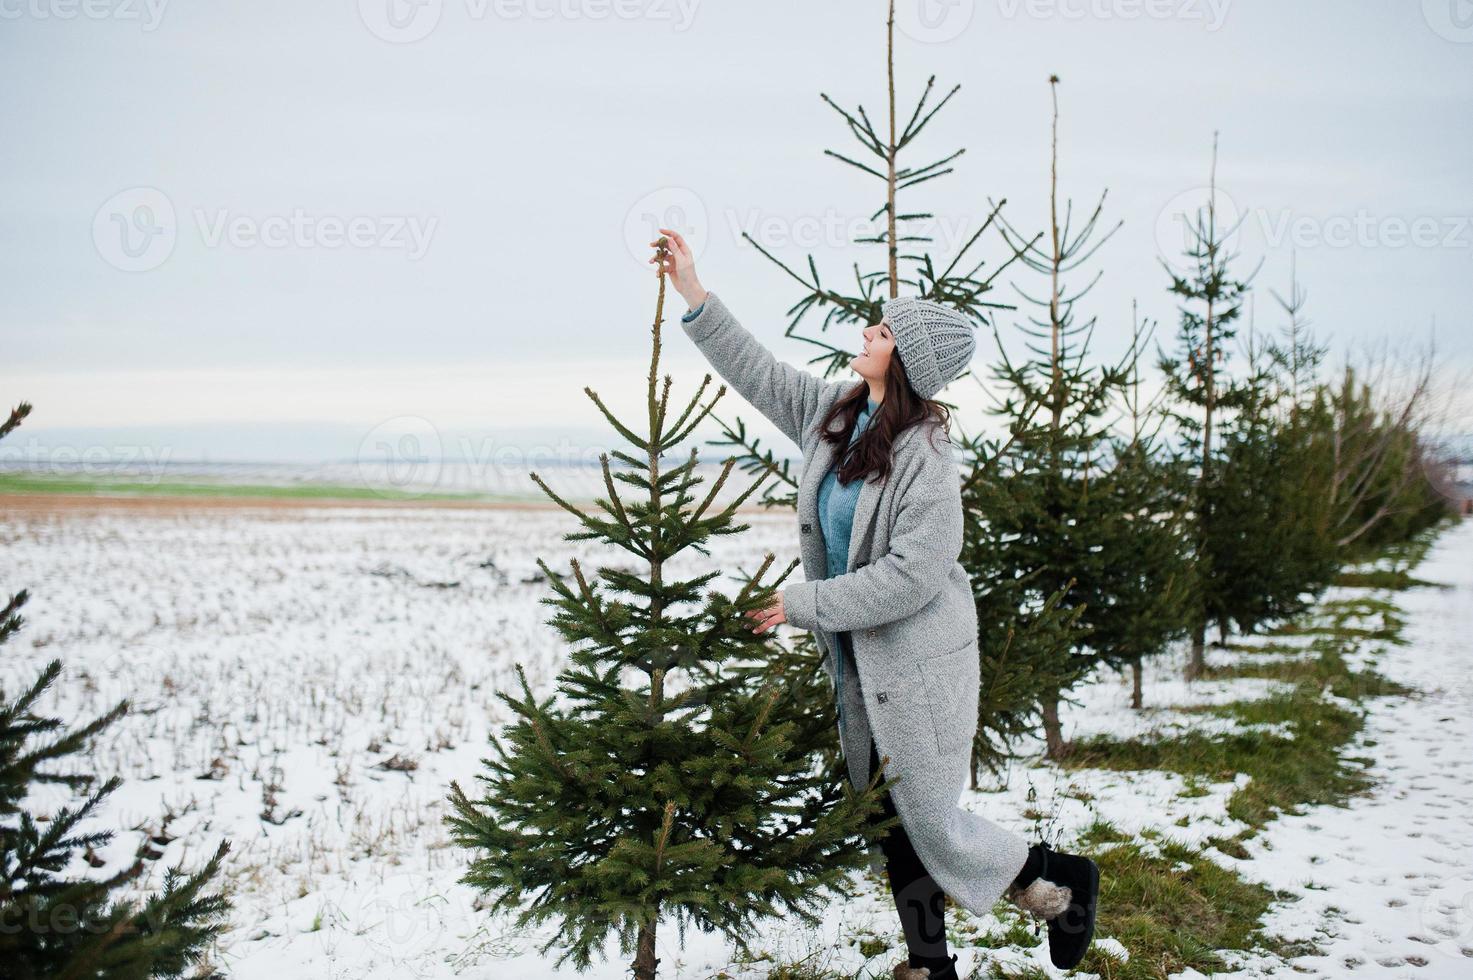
851, 316, 895, 382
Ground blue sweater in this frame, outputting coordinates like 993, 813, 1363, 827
684, 299, 876, 730
817, 397, 878, 731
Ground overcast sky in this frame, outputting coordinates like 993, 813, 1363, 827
3, 0, 1470, 462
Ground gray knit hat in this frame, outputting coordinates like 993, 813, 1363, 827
881, 296, 978, 399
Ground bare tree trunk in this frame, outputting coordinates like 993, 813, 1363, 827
1130, 660, 1144, 710
1185, 621, 1207, 681
1040, 695, 1067, 759
633, 923, 659, 980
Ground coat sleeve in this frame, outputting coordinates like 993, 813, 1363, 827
783, 427, 963, 633
680, 290, 847, 446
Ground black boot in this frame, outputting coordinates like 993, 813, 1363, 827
891, 952, 961, 980
1035, 841, 1099, 971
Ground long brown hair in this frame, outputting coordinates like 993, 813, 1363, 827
819, 351, 952, 486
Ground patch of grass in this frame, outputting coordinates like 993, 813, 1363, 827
1217, 640, 1314, 656
989, 822, 1292, 980
967, 912, 1045, 953
728, 946, 854, 980
1065, 636, 1402, 832
1267, 620, 1402, 643
1200, 657, 1321, 684
1172, 778, 1207, 801
1318, 596, 1403, 620
1177, 776, 1211, 799
1206, 829, 1252, 860
1202, 640, 1411, 700
985, 964, 1052, 980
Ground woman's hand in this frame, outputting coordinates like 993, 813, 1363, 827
745, 591, 788, 634
649, 227, 707, 311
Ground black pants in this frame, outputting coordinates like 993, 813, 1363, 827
866, 737, 951, 970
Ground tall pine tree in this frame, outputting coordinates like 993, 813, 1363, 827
970, 76, 1149, 759
1196, 288, 1339, 642
703, 0, 1034, 510
1, 402, 232, 980
446, 242, 891, 980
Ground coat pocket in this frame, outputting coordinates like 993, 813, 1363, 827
917, 639, 977, 757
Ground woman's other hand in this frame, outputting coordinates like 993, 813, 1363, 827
745, 591, 788, 634
649, 227, 707, 311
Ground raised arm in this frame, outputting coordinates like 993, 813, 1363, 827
679, 290, 844, 446
652, 227, 845, 446
782, 426, 962, 633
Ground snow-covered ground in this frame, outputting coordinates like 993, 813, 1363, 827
2, 502, 1468, 979
1208, 524, 1473, 979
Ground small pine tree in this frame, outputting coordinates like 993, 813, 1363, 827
1, 402, 232, 980
1198, 307, 1339, 639
445, 244, 891, 980
1091, 307, 1197, 708
1156, 133, 1262, 679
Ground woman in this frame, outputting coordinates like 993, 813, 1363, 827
652, 229, 1100, 978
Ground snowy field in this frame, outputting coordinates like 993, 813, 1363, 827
2, 501, 1469, 979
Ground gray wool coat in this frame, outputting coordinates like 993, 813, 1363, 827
681, 290, 1030, 915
